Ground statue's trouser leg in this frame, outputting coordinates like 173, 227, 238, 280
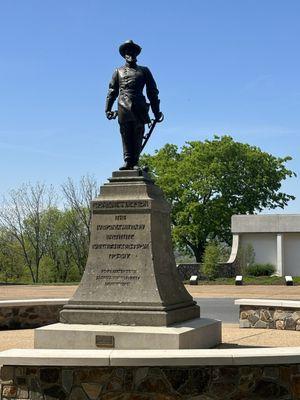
120, 121, 145, 166
133, 122, 145, 165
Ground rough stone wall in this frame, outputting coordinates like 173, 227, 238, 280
0, 305, 63, 329
239, 305, 300, 330
177, 263, 236, 281
1, 364, 300, 399
176, 263, 201, 281
216, 262, 237, 278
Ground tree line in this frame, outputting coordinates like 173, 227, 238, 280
0, 175, 98, 283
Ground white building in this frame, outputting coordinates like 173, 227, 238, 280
227, 214, 300, 276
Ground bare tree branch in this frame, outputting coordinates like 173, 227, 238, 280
0, 182, 57, 283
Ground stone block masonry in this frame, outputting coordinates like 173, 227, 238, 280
61, 170, 200, 327
1, 364, 300, 399
176, 263, 201, 281
176, 263, 236, 281
236, 299, 300, 330
0, 299, 67, 329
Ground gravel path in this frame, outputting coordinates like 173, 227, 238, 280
2, 324, 300, 351
0, 330, 34, 351
0, 284, 300, 350
0, 285, 77, 300
1, 284, 300, 300
187, 284, 300, 299
221, 324, 300, 348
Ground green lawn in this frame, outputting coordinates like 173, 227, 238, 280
186, 276, 300, 285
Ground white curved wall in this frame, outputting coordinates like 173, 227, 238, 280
240, 233, 277, 268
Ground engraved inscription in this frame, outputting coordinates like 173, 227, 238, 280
92, 243, 149, 250
106, 234, 134, 240
108, 253, 131, 259
96, 268, 140, 286
93, 212, 148, 286
97, 224, 145, 230
115, 215, 126, 220
93, 200, 149, 210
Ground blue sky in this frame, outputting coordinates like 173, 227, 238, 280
1, 0, 300, 212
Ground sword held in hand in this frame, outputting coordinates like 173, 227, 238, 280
107, 111, 164, 153
141, 113, 164, 153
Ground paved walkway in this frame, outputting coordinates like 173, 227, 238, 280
0, 285, 77, 300
220, 324, 300, 348
1, 284, 300, 300
187, 284, 300, 299
0, 284, 300, 351
2, 324, 300, 351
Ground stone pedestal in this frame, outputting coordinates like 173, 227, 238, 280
35, 170, 221, 349
60, 170, 200, 326
35, 318, 221, 350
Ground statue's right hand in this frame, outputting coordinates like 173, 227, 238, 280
106, 111, 114, 120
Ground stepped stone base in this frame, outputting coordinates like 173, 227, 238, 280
34, 318, 221, 350
60, 303, 200, 327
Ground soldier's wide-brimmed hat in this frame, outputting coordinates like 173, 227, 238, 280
119, 40, 142, 58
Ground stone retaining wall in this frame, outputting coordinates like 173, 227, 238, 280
176, 263, 201, 281
0, 300, 67, 329
177, 263, 236, 281
1, 364, 300, 399
239, 304, 300, 330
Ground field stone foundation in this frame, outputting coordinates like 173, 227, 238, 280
1, 364, 300, 399
237, 300, 300, 330
0, 300, 67, 329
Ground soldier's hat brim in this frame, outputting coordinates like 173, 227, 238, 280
119, 40, 142, 58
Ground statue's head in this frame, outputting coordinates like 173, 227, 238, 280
119, 40, 141, 65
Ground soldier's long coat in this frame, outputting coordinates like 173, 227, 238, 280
106, 65, 160, 124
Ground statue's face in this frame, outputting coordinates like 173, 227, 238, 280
124, 49, 137, 64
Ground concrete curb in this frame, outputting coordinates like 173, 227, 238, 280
0, 299, 69, 307
235, 299, 300, 308
2, 347, 300, 367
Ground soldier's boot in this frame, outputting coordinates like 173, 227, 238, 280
119, 161, 132, 170
119, 155, 134, 170
130, 156, 140, 171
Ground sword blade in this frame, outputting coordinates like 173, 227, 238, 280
140, 120, 157, 153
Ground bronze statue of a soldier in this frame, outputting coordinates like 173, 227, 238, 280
105, 40, 163, 170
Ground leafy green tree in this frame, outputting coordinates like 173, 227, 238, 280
0, 176, 96, 283
0, 229, 24, 283
202, 242, 221, 280
57, 208, 89, 277
43, 208, 76, 282
141, 136, 296, 261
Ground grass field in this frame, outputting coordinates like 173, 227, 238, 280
186, 276, 300, 285
3, 276, 300, 286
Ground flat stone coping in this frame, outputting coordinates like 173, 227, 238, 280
2, 348, 300, 367
232, 214, 300, 233
235, 299, 300, 308
0, 298, 68, 307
